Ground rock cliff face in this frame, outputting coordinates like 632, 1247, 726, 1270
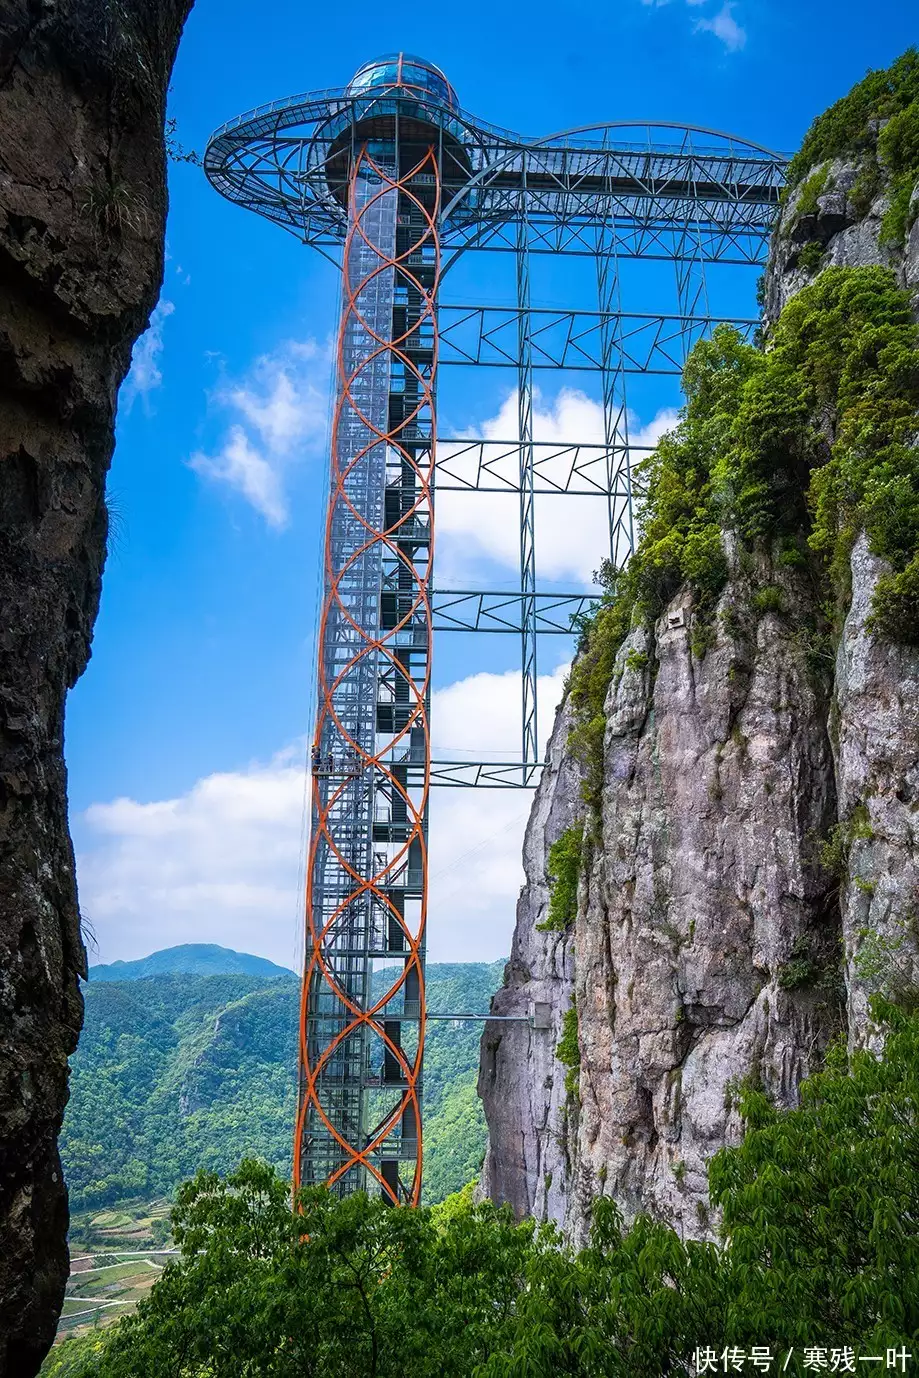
835, 535, 919, 1048
0, 5, 192, 1373
765, 154, 919, 318
479, 127, 919, 1240
477, 703, 579, 1223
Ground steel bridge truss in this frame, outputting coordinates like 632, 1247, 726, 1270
206, 79, 786, 1205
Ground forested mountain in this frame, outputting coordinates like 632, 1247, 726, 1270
61, 954, 505, 1212
89, 944, 295, 982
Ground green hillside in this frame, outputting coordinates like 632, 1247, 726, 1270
61, 957, 505, 1214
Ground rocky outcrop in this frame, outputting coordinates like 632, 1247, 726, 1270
765, 154, 919, 318
835, 535, 919, 1046
0, 4, 193, 1372
481, 552, 844, 1239
764, 142, 919, 1049
480, 126, 919, 1241
477, 702, 580, 1221
568, 554, 846, 1240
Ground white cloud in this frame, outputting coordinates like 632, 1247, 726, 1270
190, 340, 331, 528
77, 744, 309, 970
122, 299, 174, 410
696, 1, 746, 50
436, 389, 678, 586
428, 663, 569, 961
76, 664, 569, 971
190, 426, 289, 529
640, 0, 746, 49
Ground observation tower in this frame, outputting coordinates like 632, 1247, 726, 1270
205, 55, 786, 1206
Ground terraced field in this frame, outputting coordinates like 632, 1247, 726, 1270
54, 1201, 175, 1343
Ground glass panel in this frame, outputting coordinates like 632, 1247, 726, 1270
403, 64, 450, 104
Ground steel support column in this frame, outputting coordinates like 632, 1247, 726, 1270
597, 222, 634, 569
517, 176, 538, 771
674, 141, 712, 358
294, 142, 441, 1206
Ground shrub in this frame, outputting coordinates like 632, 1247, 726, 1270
792, 162, 830, 218
877, 98, 919, 244
795, 240, 825, 274
870, 552, 919, 642
568, 265, 919, 810
776, 936, 819, 990
45, 1003, 919, 1376
785, 48, 919, 188
752, 585, 785, 615
537, 824, 583, 932
555, 1001, 581, 1100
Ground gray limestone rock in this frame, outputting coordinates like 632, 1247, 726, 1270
568, 567, 841, 1240
480, 558, 845, 1240
833, 534, 919, 1048
478, 105, 919, 1252
477, 698, 580, 1222
765, 156, 919, 320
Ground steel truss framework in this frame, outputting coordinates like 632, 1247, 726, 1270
206, 64, 786, 1205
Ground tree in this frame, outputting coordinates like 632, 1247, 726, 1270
45, 1002, 919, 1376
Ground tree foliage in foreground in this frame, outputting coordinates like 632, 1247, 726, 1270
44, 1000, 919, 1376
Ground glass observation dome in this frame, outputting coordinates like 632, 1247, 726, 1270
347, 53, 459, 111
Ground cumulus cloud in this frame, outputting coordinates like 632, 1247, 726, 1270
76, 664, 569, 971
436, 389, 678, 586
189, 340, 331, 528
77, 744, 309, 969
428, 662, 569, 961
121, 299, 175, 410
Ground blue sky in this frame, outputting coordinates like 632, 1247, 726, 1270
68, 0, 915, 969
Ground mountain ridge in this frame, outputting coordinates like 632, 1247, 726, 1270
88, 943, 297, 983
63, 957, 506, 1210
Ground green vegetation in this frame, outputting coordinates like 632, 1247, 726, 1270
786, 47, 919, 182
751, 584, 785, 616
783, 50, 919, 246
624, 648, 649, 672
568, 266, 919, 795
819, 802, 876, 879
776, 936, 821, 991
89, 943, 293, 982
61, 972, 299, 1211
555, 1000, 580, 1099
537, 823, 583, 931
61, 961, 505, 1215
795, 239, 825, 274
854, 919, 919, 1009
877, 100, 919, 244
793, 162, 831, 217
42, 999, 919, 1376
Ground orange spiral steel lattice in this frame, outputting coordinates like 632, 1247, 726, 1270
294, 142, 441, 1206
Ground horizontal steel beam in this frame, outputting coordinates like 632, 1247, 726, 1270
432, 587, 596, 634
430, 759, 543, 788
438, 304, 758, 373
205, 92, 786, 254
435, 437, 652, 495
443, 208, 774, 267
